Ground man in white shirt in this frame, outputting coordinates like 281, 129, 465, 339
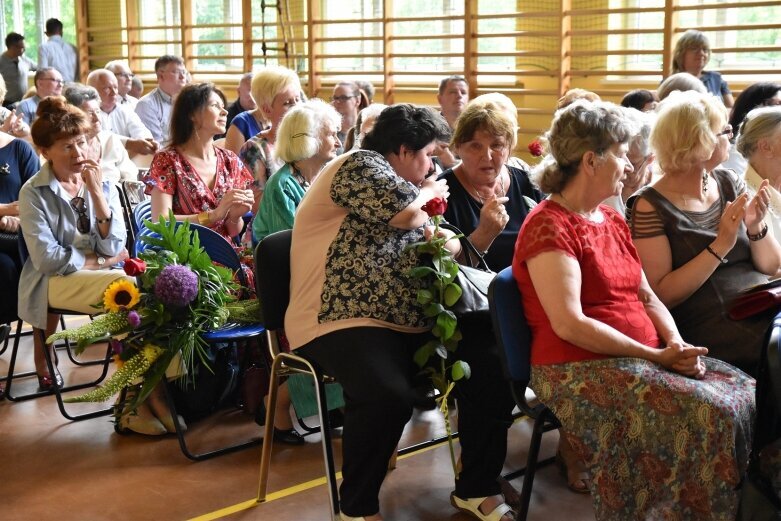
16, 67, 63, 124
0, 33, 36, 107
135, 55, 187, 146
105, 60, 139, 107
37, 19, 78, 83
87, 68, 158, 157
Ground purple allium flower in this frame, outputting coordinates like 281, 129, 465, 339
154, 264, 199, 307
127, 310, 141, 328
110, 339, 124, 355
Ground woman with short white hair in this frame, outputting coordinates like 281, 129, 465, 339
252, 98, 341, 243
738, 107, 781, 243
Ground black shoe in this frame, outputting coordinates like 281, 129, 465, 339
0, 324, 10, 344
273, 427, 306, 445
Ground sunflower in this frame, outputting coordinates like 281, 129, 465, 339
103, 279, 141, 312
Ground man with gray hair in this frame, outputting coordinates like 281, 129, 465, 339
105, 60, 139, 107
226, 72, 256, 129
135, 55, 188, 145
87, 68, 158, 157
16, 67, 63, 124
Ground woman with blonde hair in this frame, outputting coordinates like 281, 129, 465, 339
237, 66, 302, 203
671, 29, 733, 107
737, 107, 781, 242
629, 90, 780, 376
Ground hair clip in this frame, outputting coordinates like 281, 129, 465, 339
291, 132, 312, 138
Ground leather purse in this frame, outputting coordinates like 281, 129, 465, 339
728, 280, 781, 321
439, 223, 496, 318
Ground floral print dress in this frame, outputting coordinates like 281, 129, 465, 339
144, 147, 255, 291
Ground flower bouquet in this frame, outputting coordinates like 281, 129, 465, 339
48, 214, 259, 414
406, 197, 471, 476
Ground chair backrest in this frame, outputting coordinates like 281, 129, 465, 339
254, 229, 292, 331
489, 266, 533, 383
132, 200, 152, 234
188, 223, 243, 279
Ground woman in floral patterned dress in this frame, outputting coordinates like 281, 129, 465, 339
145, 83, 254, 243
512, 100, 755, 520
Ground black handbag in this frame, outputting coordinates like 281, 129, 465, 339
439, 223, 496, 317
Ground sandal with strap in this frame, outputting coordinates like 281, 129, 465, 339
450, 493, 515, 521
555, 450, 591, 494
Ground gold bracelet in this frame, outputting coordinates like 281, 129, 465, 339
197, 211, 210, 226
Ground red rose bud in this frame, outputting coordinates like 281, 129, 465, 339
528, 140, 543, 157
422, 197, 448, 217
123, 258, 147, 276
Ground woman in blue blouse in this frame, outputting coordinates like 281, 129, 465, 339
672, 30, 734, 108
18, 97, 128, 391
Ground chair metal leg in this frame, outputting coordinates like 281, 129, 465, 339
162, 372, 262, 462
257, 356, 283, 503
0, 321, 35, 384
257, 354, 341, 521
517, 409, 555, 521
54, 315, 106, 367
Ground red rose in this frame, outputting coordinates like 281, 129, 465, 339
528, 140, 543, 157
123, 258, 147, 276
421, 197, 447, 217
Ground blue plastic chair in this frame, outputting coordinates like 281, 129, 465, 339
132, 200, 152, 235
489, 267, 560, 521
133, 221, 265, 460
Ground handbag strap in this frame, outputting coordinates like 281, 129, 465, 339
438, 221, 492, 272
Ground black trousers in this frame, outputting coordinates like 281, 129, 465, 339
453, 314, 516, 499
297, 327, 429, 517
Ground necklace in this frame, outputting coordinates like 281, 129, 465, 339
468, 173, 505, 204
702, 171, 709, 195
291, 164, 310, 190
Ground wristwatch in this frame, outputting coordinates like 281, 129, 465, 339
97, 256, 106, 267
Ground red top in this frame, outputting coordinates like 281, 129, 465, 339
144, 147, 253, 242
512, 200, 660, 365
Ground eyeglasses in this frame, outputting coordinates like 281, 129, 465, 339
41, 77, 64, 85
70, 196, 90, 233
115, 72, 134, 79
717, 125, 733, 139
331, 95, 357, 103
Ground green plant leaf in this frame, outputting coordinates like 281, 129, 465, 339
443, 283, 462, 307
435, 343, 448, 359
424, 302, 444, 318
451, 360, 471, 381
413, 340, 438, 368
408, 266, 438, 278
416, 289, 434, 305
436, 310, 457, 340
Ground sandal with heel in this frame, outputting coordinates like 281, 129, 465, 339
450, 492, 515, 521
555, 450, 591, 494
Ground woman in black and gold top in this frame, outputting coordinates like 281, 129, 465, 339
286, 105, 454, 521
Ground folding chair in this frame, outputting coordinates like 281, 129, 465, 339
488, 267, 559, 521
4, 232, 113, 421
254, 230, 340, 520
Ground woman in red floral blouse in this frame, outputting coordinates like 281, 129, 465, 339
145, 83, 254, 242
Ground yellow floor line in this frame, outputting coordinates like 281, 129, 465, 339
187, 440, 448, 521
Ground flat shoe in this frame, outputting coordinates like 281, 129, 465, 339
556, 450, 591, 494
450, 492, 515, 521
118, 403, 167, 436
273, 427, 305, 445
340, 515, 366, 520
37, 372, 64, 392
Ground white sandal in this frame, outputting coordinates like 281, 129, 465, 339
340, 514, 366, 520
450, 493, 515, 521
